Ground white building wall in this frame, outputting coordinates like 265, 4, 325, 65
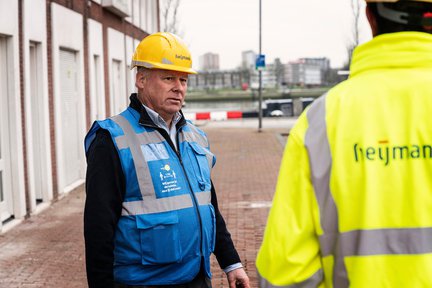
125, 0, 132, 23
140, 0, 147, 32
125, 35, 137, 96
51, 3, 86, 195
262, 69, 277, 88
108, 28, 127, 115
148, 0, 157, 33
0, 0, 160, 234
242, 50, 256, 71
0, 0, 26, 231
304, 66, 322, 86
23, 0, 53, 214
88, 19, 106, 121
132, 0, 140, 27
140, 0, 158, 34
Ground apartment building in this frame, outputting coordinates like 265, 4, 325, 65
0, 0, 159, 232
283, 57, 331, 87
199, 52, 220, 72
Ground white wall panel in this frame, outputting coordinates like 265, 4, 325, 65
132, 0, 140, 27
51, 3, 86, 195
26, 0, 47, 42
24, 0, 53, 213
125, 0, 132, 23
125, 35, 136, 96
88, 19, 106, 121
0, 0, 26, 229
0, 1, 19, 33
108, 28, 126, 115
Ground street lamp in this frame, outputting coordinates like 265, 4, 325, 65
258, 0, 263, 132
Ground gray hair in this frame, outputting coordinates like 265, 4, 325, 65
136, 66, 152, 78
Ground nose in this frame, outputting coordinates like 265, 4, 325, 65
172, 78, 186, 93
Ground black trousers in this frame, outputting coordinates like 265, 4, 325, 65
114, 270, 212, 288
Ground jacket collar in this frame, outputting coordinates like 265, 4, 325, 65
128, 93, 187, 130
350, 32, 432, 78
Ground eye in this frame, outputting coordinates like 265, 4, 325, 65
180, 78, 188, 84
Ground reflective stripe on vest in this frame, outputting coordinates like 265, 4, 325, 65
304, 94, 432, 287
178, 124, 213, 172
111, 114, 212, 216
259, 269, 323, 288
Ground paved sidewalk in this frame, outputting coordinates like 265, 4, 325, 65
0, 125, 291, 287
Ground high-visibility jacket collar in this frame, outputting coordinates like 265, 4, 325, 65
350, 32, 432, 78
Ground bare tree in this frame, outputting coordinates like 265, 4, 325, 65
161, 0, 181, 35
351, 0, 362, 47
344, 0, 362, 69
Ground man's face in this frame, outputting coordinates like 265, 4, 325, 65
138, 69, 188, 122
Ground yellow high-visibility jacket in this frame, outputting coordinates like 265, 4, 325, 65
256, 32, 432, 287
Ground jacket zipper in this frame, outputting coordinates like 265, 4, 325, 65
143, 122, 204, 260
175, 128, 204, 261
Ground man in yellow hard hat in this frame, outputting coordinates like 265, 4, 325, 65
84, 32, 250, 288
256, 0, 432, 287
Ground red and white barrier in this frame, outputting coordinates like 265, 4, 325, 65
184, 111, 243, 121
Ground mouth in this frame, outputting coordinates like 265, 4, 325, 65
168, 98, 182, 104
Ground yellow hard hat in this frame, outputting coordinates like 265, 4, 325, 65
131, 32, 197, 74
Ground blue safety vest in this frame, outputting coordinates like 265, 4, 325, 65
85, 107, 216, 285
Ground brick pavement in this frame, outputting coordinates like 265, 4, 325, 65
0, 126, 290, 288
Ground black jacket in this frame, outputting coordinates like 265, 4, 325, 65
84, 94, 241, 287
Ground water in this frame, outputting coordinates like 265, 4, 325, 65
182, 100, 259, 113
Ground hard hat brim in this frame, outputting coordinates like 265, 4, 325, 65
131, 60, 197, 74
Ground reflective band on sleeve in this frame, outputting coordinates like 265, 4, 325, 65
339, 227, 432, 256
304, 95, 339, 241
304, 95, 349, 287
258, 269, 324, 288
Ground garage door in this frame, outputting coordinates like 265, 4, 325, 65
111, 59, 123, 115
59, 49, 81, 187
0, 36, 13, 222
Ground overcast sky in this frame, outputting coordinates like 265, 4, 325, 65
173, 0, 373, 70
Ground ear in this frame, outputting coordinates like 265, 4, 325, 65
135, 70, 146, 90
366, 5, 379, 37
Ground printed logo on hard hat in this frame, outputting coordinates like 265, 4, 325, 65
176, 54, 191, 61
353, 141, 432, 166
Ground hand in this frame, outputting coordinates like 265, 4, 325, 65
227, 268, 250, 288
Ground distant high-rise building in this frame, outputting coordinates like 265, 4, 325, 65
283, 57, 331, 87
299, 57, 330, 71
199, 52, 220, 71
242, 50, 256, 71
